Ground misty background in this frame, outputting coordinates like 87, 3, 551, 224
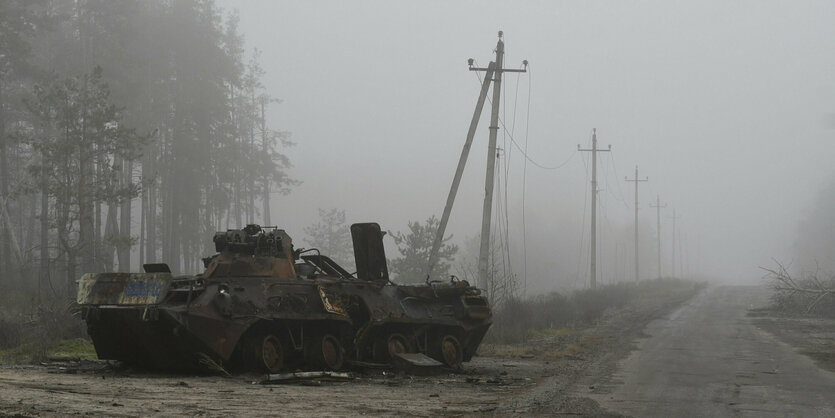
222, 0, 835, 291
0, 1, 833, 300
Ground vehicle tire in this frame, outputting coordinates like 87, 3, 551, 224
306, 333, 345, 371
254, 334, 285, 373
433, 335, 463, 368
386, 333, 414, 360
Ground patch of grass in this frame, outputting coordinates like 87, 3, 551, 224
0, 299, 87, 365
542, 336, 609, 360
0, 342, 48, 364
528, 327, 574, 338
50, 338, 97, 360
0, 338, 96, 365
478, 344, 536, 359
486, 278, 704, 344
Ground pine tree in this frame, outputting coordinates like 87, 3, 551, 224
390, 216, 458, 283
24, 67, 145, 296
303, 209, 354, 270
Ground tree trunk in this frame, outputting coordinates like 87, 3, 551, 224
117, 160, 132, 270
103, 200, 117, 272
0, 82, 10, 282
144, 142, 156, 264
78, 76, 94, 275
39, 184, 49, 305
260, 98, 270, 225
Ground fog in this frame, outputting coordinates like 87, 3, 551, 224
5, 4, 835, 409
211, 1, 834, 292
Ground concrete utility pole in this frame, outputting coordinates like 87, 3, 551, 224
578, 129, 610, 289
650, 195, 666, 278
670, 209, 681, 278
458, 31, 527, 292
426, 62, 495, 279
625, 166, 648, 282
682, 232, 688, 277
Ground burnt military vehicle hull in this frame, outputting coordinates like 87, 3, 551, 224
78, 223, 491, 372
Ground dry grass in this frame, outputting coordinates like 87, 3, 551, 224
478, 344, 536, 359
486, 278, 704, 344
0, 297, 87, 365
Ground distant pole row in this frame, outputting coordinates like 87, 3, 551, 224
580, 131, 690, 288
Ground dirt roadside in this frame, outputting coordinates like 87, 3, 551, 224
749, 308, 835, 374
0, 287, 701, 417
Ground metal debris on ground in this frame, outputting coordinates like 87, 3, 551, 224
261, 371, 354, 384
391, 353, 444, 375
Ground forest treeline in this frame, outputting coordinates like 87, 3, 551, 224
0, 0, 294, 301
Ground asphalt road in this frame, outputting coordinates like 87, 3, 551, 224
588, 285, 835, 417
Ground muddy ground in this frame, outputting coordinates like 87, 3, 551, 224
0, 289, 700, 417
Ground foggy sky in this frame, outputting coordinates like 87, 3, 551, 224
217, 0, 835, 292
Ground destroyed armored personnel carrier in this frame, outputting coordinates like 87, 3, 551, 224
77, 223, 491, 372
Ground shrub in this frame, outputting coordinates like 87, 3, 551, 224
0, 299, 86, 364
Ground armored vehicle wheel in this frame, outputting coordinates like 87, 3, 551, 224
255, 334, 285, 373
387, 333, 411, 357
306, 333, 344, 371
435, 335, 463, 368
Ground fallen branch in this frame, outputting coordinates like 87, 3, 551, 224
761, 260, 835, 314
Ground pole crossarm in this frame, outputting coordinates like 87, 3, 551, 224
468, 67, 527, 73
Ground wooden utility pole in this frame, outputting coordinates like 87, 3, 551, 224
578, 129, 610, 289
625, 166, 648, 282
650, 195, 666, 278
428, 31, 526, 291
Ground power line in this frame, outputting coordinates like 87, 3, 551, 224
606, 152, 630, 209
472, 64, 576, 170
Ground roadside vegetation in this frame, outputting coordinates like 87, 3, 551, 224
754, 263, 835, 373
0, 293, 86, 365
763, 262, 835, 317
485, 278, 705, 344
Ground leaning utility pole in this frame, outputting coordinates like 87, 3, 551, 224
578, 129, 610, 289
625, 166, 648, 282
427, 31, 526, 293
426, 62, 495, 279
650, 195, 666, 278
